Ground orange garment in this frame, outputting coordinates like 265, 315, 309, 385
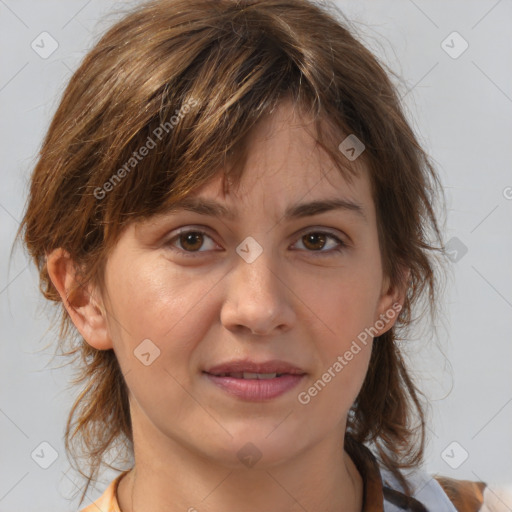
80, 471, 127, 512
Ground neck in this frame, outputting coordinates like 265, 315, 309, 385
117, 423, 363, 512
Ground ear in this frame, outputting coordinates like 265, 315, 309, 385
373, 265, 410, 337
46, 248, 113, 350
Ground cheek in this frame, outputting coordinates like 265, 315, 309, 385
308, 301, 374, 411
302, 274, 377, 402
104, 256, 221, 365
308, 278, 379, 348
297, 337, 372, 429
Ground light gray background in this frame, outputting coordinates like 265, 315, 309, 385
1, 0, 511, 510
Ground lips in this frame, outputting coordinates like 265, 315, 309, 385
204, 359, 306, 377
212, 372, 282, 379
203, 359, 307, 401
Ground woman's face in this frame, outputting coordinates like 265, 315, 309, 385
95, 100, 404, 468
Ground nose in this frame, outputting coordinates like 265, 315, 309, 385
220, 245, 295, 336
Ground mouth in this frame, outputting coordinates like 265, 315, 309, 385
204, 359, 306, 376
206, 371, 291, 379
203, 359, 307, 401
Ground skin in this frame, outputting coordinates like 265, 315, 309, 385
48, 98, 408, 512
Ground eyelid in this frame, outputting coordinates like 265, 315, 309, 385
292, 227, 348, 254
295, 225, 348, 242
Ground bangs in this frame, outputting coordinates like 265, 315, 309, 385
82, 6, 365, 244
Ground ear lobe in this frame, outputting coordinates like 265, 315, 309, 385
374, 267, 410, 336
46, 248, 113, 350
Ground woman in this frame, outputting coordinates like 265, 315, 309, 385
18, 0, 502, 510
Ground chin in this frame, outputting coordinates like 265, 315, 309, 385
206, 430, 303, 470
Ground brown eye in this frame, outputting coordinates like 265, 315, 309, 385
294, 231, 346, 256
166, 228, 346, 259
179, 232, 204, 251
166, 229, 218, 257
302, 233, 328, 251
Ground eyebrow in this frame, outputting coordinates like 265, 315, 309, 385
165, 196, 367, 223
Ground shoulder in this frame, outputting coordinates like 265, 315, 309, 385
380, 465, 458, 511
380, 465, 511, 512
434, 475, 512, 512
79, 471, 128, 512
433, 475, 485, 512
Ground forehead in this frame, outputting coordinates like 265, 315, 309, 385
172, 101, 375, 223
134, 99, 377, 233
228, 98, 369, 191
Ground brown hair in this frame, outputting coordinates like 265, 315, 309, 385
17, 0, 448, 504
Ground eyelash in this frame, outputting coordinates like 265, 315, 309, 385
165, 228, 347, 258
